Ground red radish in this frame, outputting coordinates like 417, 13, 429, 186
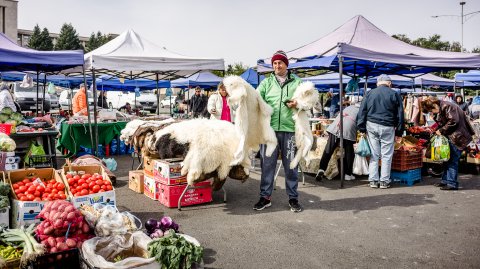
50, 247, 58, 253
65, 238, 76, 248
47, 237, 56, 248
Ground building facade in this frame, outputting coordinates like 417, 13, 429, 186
0, 0, 18, 41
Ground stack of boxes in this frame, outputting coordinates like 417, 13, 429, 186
0, 152, 21, 171
143, 156, 213, 208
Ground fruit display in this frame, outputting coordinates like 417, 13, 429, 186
11, 178, 66, 201
65, 173, 113, 197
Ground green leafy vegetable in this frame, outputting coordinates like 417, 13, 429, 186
147, 230, 203, 269
0, 108, 13, 116
0, 182, 9, 197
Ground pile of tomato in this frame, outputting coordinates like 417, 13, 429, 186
12, 178, 66, 201
65, 173, 113, 197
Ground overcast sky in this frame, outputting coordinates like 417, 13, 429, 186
17, 0, 480, 67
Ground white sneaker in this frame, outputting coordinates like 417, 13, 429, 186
345, 175, 356, 181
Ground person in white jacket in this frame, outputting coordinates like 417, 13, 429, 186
0, 83, 17, 113
207, 82, 234, 122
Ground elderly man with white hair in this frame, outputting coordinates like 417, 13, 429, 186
356, 74, 404, 189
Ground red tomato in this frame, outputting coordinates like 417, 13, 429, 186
58, 191, 65, 195
84, 173, 92, 178
42, 193, 49, 198
14, 189, 22, 195
44, 187, 52, 193
36, 185, 45, 192
22, 179, 31, 184
56, 182, 65, 191
12, 183, 19, 190
26, 190, 35, 195
51, 189, 58, 194
80, 189, 89, 196
33, 191, 41, 197
33, 197, 42, 201
96, 175, 103, 180
74, 193, 80, 197
73, 175, 80, 180
95, 180, 103, 186
88, 182, 96, 189
103, 180, 110, 186
19, 186, 27, 192
49, 179, 56, 184
76, 186, 83, 192
98, 189, 105, 193
28, 185, 36, 192
88, 190, 93, 194
66, 174, 73, 179
46, 183, 53, 189
58, 193, 66, 200
81, 183, 88, 189
71, 189, 77, 195
48, 193, 55, 199
42, 198, 51, 201
92, 185, 100, 193
20, 196, 28, 201
100, 185, 106, 190
26, 194, 35, 201
78, 179, 86, 185
67, 178, 75, 185
16, 182, 24, 187
105, 185, 113, 191
81, 174, 89, 179
54, 194, 60, 200
26, 182, 33, 187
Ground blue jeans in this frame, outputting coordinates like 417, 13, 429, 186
260, 132, 298, 200
441, 141, 462, 188
366, 121, 395, 183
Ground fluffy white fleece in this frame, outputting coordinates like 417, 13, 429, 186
222, 75, 277, 165
153, 119, 251, 185
120, 118, 175, 145
289, 81, 319, 169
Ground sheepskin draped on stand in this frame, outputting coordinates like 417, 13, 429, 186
289, 81, 319, 169
153, 119, 250, 190
222, 76, 277, 165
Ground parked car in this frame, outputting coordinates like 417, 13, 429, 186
12, 82, 51, 112
137, 92, 159, 113
59, 89, 94, 111
160, 96, 177, 108
106, 91, 142, 110
49, 93, 59, 110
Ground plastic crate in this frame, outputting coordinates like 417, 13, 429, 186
29, 248, 80, 269
0, 123, 13, 135
391, 168, 422, 186
392, 150, 423, 171
27, 155, 54, 168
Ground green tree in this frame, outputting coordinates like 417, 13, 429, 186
85, 31, 113, 52
55, 23, 83, 50
27, 24, 42, 49
225, 62, 248, 76
472, 47, 480, 53
38, 27, 54, 50
392, 34, 411, 44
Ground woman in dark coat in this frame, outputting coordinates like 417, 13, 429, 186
421, 96, 475, 190
97, 91, 109, 109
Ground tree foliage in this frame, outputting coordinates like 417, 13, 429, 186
85, 31, 113, 52
212, 62, 248, 77
55, 23, 83, 50
27, 24, 42, 49
27, 24, 54, 51
39, 28, 54, 51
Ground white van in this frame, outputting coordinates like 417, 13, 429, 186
12, 82, 51, 112
59, 89, 95, 111
106, 91, 158, 113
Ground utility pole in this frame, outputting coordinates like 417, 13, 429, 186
460, 1, 465, 52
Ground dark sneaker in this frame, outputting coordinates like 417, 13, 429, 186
434, 183, 447, 187
440, 185, 458, 191
289, 199, 303, 213
253, 197, 271, 211
379, 181, 391, 189
315, 169, 325, 181
369, 181, 379, 188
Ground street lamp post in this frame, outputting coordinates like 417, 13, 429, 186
432, 1, 480, 53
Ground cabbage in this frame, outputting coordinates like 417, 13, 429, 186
1, 107, 13, 115
0, 134, 16, 151
0, 114, 9, 123
10, 112, 24, 122
5, 120, 16, 125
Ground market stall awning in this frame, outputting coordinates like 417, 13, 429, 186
95, 75, 170, 91
240, 68, 265, 88
302, 72, 352, 89
0, 71, 88, 88
0, 33, 84, 72
455, 70, 480, 84
80, 29, 224, 79
171, 71, 222, 89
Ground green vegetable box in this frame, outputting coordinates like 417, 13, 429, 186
6, 168, 67, 228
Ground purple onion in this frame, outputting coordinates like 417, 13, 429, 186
171, 222, 179, 232
160, 216, 173, 228
145, 218, 158, 233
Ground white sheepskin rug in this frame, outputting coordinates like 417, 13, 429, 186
153, 119, 251, 186
222, 75, 277, 165
289, 81, 319, 169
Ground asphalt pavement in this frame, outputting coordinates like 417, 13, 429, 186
112, 155, 480, 269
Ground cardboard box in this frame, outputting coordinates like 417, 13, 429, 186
129, 170, 144, 193
61, 165, 116, 208
4, 163, 19, 171
7, 168, 64, 228
0, 208, 8, 228
158, 181, 213, 208
153, 158, 187, 185
0, 152, 20, 171
143, 156, 160, 177
143, 174, 158, 200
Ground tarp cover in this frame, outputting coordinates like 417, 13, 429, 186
240, 68, 265, 88
455, 70, 480, 83
171, 71, 222, 88
0, 33, 84, 72
84, 29, 224, 78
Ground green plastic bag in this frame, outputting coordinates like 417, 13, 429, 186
24, 141, 47, 166
430, 135, 450, 162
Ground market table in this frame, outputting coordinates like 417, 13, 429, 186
10, 130, 59, 168
57, 122, 127, 157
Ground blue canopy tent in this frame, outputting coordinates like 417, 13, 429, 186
257, 15, 480, 187
171, 71, 222, 89
95, 75, 170, 91
455, 70, 480, 85
302, 73, 352, 90
240, 68, 264, 88
0, 71, 88, 88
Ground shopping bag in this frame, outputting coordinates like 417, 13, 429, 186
353, 154, 369, 175
355, 135, 371, 157
430, 135, 450, 162
24, 141, 46, 165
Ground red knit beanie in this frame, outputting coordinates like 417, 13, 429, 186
271, 50, 289, 66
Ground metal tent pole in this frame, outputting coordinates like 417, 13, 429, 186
91, 69, 99, 156
82, 67, 94, 156
36, 71, 39, 116
42, 75, 47, 115
156, 73, 160, 115
339, 57, 345, 188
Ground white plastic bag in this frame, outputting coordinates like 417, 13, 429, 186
353, 154, 369, 175
82, 231, 158, 269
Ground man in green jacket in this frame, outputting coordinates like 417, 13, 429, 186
254, 50, 303, 213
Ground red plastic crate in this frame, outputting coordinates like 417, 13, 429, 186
392, 149, 423, 171
0, 123, 12, 135
158, 181, 212, 208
